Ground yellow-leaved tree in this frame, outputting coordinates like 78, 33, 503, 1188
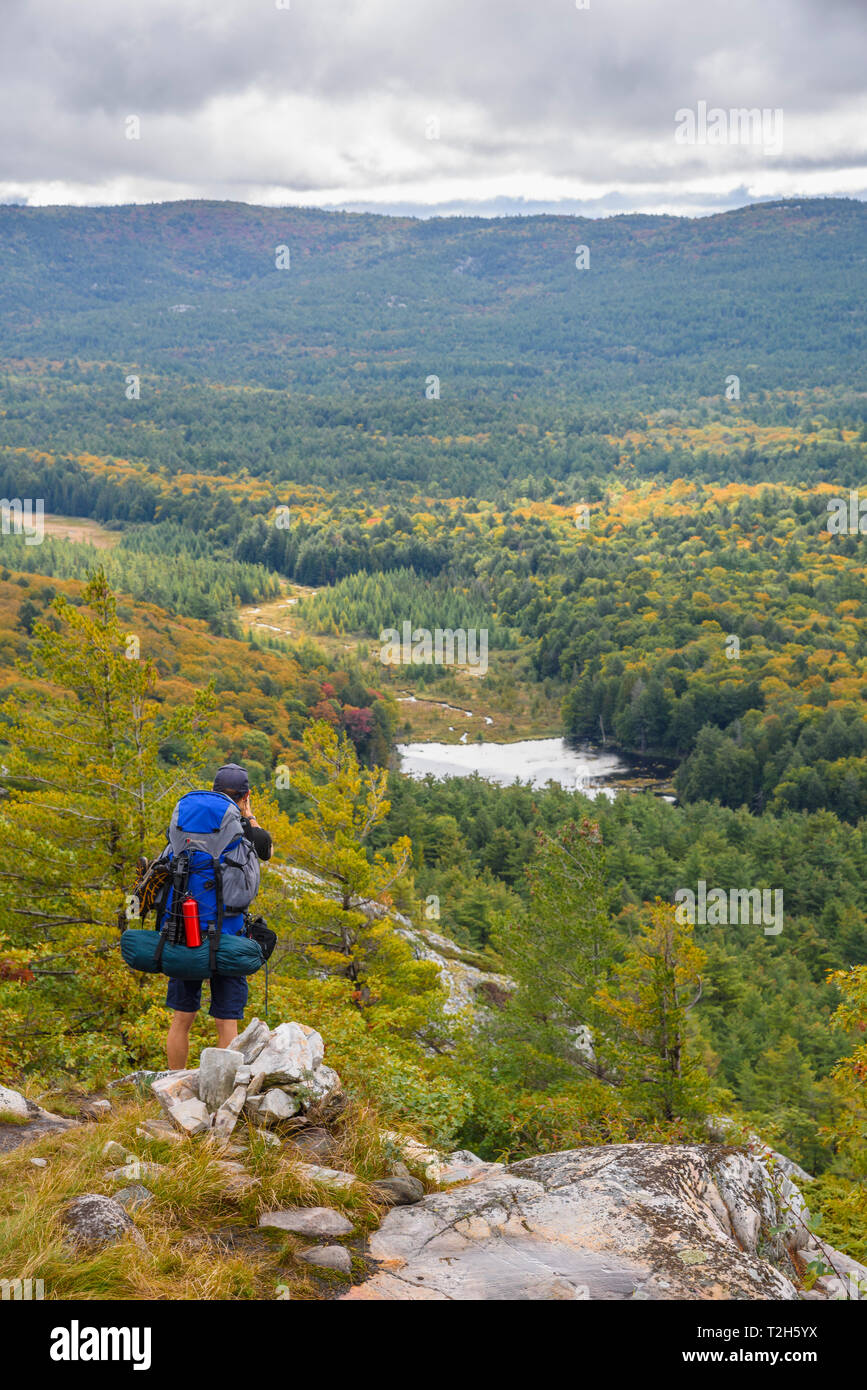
276, 722, 446, 1027
0, 570, 212, 1084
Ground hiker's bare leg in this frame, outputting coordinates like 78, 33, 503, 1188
167, 1010, 196, 1068
215, 1018, 239, 1048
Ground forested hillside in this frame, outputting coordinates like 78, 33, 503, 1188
1, 198, 865, 500
1, 198, 865, 398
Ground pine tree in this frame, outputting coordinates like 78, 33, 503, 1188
594, 899, 710, 1123
489, 819, 618, 1086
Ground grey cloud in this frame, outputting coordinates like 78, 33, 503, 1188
0, 0, 864, 209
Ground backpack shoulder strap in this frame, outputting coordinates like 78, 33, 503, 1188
169, 792, 245, 860
208, 854, 224, 977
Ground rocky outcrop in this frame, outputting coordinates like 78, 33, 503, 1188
707, 1115, 813, 1185
0, 1082, 77, 1154
281, 864, 511, 1019
150, 1018, 343, 1139
394, 922, 513, 1017
8, 1014, 865, 1303
0, 1083, 29, 1119
343, 1142, 867, 1302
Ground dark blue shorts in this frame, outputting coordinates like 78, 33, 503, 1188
165, 974, 248, 1020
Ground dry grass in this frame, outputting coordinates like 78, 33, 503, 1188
0, 1095, 401, 1301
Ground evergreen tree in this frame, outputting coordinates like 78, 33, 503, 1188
595, 899, 710, 1123
489, 819, 617, 1086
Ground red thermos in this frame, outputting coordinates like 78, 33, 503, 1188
181, 895, 202, 948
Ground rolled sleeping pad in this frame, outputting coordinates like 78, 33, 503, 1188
120, 928, 264, 979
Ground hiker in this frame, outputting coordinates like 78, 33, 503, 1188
165, 764, 272, 1068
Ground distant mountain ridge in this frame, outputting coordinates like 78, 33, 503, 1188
0, 197, 864, 399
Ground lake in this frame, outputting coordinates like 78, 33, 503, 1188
396, 737, 644, 797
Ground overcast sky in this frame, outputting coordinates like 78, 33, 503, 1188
2, 0, 865, 216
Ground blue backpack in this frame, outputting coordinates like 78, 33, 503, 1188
155, 790, 260, 972
119, 790, 266, 980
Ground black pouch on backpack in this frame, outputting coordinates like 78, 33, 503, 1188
244, 913, 277, 961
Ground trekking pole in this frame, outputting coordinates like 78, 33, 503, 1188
264, 958, 269, 1024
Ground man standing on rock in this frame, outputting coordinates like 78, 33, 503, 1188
166, 764, 273, 1068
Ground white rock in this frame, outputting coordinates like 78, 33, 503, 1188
448, 1149, 486, 1166
294, 1162, 357, 1189
259, 1207, 353, 1237
165, 1098, 211, 1137
257, 1088, 301, 1126
215, 1106, 241, 1139
111, 1070, 173, 1091
213, 1158, 256, 1191
212, 1083, 249, 1139
0, 1084, 29, 1120
106, 1161, 167, 1182
136, 1121, 183, 1144
102, 1140, 137, 1164
151, 1070, 199, 1117
228, 1017, 271, 1064
380, 1131, 443, 1181
224, 1082, 249, 1117
297, 1065, 342, 1104
29, 1157, 48, 1168
299, 1244, 352, 1273
440, 1160, 504, 1187
250, 1022, 325, 1086
198, 1047, 245, 1111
